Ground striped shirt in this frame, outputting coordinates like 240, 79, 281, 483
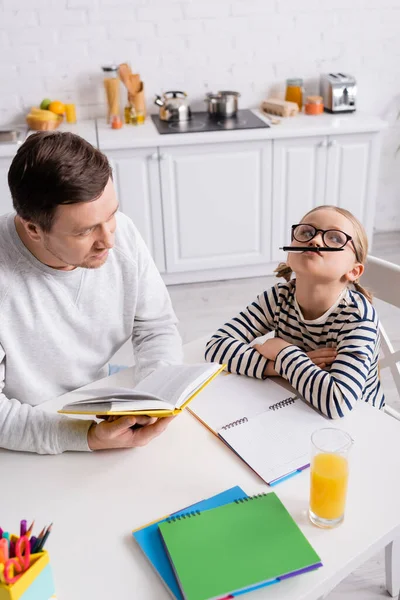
205, 280, 385, 419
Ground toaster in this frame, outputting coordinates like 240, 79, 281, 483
320, 73, 357, 113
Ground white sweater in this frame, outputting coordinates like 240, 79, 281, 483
0, 212, 182, 454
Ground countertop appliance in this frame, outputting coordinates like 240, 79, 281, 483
151, 109, 270, 134
320, 73, 357, 113
154, 91, 192, 122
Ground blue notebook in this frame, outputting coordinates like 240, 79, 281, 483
133, 486, 247, 599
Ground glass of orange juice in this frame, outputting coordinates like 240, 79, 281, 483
309, 428, 353, 528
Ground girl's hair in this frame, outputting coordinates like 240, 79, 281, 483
274, 205, 373, 303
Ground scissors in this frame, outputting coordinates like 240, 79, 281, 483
3, 535, 30, 585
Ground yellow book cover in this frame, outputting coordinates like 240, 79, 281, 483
58, 363, 226, 417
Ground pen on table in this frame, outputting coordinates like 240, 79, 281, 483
29, 537, 37, 553
0, 527, 3, 539
20, 520, 27, 537
9, 540, 15, 559
37, 524, 52, 552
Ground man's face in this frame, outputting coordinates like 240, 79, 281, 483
42, 178, 118, 269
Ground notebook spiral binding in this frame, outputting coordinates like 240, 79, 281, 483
268, 397, 296, 411
234, 493, 268, 504
166, 510, 201, 523
220, 416, 248, 430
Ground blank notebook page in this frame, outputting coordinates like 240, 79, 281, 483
220, 399, 327, 484
189, 373, 296, 432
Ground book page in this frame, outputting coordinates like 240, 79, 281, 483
189, 373, 296, 432
62, 398, 175, 413
219, 400, 327, 484
133, 363, 221, 408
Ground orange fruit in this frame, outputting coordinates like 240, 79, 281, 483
48, 100, 65, 115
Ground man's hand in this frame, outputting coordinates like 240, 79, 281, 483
87, 415, 174, 451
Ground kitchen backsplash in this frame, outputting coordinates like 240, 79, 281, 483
1, 0, 400, 231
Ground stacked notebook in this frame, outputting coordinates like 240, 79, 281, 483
189, 373, 327, 485
133, 486, 322, 600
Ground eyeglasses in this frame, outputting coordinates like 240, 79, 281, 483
291, 224, 360, 261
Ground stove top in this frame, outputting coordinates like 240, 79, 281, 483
151, 109, 269, 134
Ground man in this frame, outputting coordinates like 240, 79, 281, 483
0, 131, 183, 454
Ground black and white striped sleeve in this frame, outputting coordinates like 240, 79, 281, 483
204, 286, 279, 379
274, 319, 379, 419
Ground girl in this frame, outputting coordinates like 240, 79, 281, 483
205, 205, 384, 419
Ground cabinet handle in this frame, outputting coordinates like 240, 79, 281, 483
328, 140, 337, 148
318, 140, 328, 148
159, 153, 167, 160
148, 152, 159, 160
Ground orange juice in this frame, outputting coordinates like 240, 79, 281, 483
310, 452, 349, 521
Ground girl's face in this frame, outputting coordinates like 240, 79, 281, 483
287, 209, 364, 284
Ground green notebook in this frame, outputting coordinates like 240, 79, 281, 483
158, 492, 322, 600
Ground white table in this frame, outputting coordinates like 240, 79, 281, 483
1, 337, 400, 600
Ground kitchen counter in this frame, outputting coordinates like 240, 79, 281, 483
4, 113, 386, 155
25, 119, 98, 147
96, 110, 387, 151
0, 120, 97, 158
58, 119, 98, 146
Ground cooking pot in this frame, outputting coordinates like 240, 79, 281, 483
205, 91, 240, 118
154, 91, 192, 122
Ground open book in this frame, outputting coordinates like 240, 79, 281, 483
189, 373, 327, 485
58, 363, 226, 417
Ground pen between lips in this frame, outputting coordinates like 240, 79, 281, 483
279, 247, 344, 252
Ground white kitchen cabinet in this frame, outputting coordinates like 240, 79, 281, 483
158, 141, 272, 273
272, 136, 328, 262
0, 158, 14, 216
107, 148, 166, 272
96, 112, 385, 284
325, 132, 381, 240
272, 131, 381, 263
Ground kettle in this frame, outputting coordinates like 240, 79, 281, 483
154, 91, 192, 122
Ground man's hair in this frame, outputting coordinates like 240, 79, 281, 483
8, 131, 112, 232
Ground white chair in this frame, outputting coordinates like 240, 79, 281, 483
361, 255, 400, 420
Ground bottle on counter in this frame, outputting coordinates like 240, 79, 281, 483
124, 102, 140, 125
136, 110, 145, 125
102, 65, 120, 124
285, 78, 304, 111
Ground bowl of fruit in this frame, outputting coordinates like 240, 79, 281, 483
26, 99, 65, 131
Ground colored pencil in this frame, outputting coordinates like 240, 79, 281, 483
37, 523, 52, 552
32, 528, 46, 553
26, 520, 35, 539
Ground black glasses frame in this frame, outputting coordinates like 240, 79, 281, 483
291, 224, 360, 262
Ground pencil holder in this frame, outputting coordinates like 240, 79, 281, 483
0, 539, 55, 600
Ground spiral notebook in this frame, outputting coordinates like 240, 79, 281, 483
132, 486, 247, 599
189, 373, 327, 485
158, 492, 322, 600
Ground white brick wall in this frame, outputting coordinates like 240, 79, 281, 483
1, 0, 400, 230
